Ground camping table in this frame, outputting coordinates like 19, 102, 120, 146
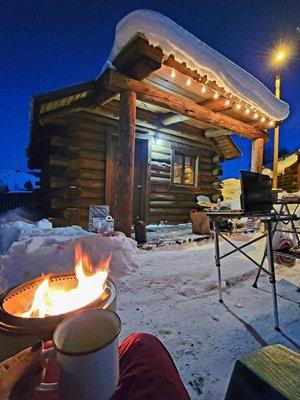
252, 198, 300, 287
206, 210, 268, 304
206, 208, 299, 330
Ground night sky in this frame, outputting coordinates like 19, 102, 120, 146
1, 0, 299, 177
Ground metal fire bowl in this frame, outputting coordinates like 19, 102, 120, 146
0, 273, 116, 361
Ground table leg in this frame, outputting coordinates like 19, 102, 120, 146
213, 220, 223, 303
265, 220, 280, 331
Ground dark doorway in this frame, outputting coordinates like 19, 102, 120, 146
105, 135, 149, 223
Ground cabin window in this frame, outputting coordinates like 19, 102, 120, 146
172, 151, 196, 186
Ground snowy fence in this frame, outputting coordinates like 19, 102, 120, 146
0, 192, 41, 213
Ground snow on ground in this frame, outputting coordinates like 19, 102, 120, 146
104, 10, 289, 121
0, 168, 39, 192
117, 235, 299, 399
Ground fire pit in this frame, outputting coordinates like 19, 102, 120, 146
0, 245, 116, 361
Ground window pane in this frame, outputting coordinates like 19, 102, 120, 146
173, 154, 183, 184
184, 156, 195, 184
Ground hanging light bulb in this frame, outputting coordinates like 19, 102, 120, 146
253, 113, 258, 119
261, 117, 266, 122
245, 109, 250, 114
213, 92, 219, 99
225, 99, 230, 106
171, 69, 176, 78
187, 77, 191, 86
201, 86, 206, 93
236, 103, 241, 110
269, 120, 275, 127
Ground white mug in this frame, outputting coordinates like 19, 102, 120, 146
37, 308, 121, 400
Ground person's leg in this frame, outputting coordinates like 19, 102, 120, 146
112, 333, 190, 400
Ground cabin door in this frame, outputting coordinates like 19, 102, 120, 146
105, 135, 149, 223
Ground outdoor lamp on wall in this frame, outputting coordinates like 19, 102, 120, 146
154, 134, 162, 146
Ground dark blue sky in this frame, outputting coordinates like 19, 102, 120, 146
1, 0, 299, 177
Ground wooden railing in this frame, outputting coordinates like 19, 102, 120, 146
0, 192, 41, 213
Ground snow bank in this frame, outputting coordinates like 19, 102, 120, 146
0, 219, 138, 293
222, 178, 241, 209
104, 10, 289, 121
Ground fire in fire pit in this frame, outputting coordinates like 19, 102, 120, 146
19, 244, 110, 318
0, 244, 116, 361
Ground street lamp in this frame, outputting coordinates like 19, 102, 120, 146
270, 44, 291, 189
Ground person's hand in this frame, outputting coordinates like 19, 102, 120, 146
0, 340, 47, 400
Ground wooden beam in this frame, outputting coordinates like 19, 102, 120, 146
204, 129, 232, 138
251, 137, 264, 173
105, 70, 268, 141
114, 90, 136, 236
112, 36, 164, 80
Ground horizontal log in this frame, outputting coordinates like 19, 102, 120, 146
106, 70, 269, 141
151, 152, 171, 163
212, 154, 225, 163
151, 144, 171, 155
49, 216, 89, 228
64, 145, 81, 158
150, 208, 194, 215
49, 177, 105, 189
51, 197, 104, 209
150, 201, 196, 208
49, 155, 105, 170
150, 162, 171, 172
150, 184, 214, 195
151, 170, 170, 179
150, 193, 197, 201
80, 150, 105, 162
51, 135, 106, 152
62, 208, 85, 221
150, 177, 170, 186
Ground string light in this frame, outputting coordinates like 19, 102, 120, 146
225, 99, 230, 106
269, 121, 275, 127
171, 69, 176, 78
213, 92, 219, 99
201, 86, 206, 93
186, 77, 191, 86
261, 117, 266, 123
245, 109, 250, 114
253, 113, 258, 119
236, 103, 241, 110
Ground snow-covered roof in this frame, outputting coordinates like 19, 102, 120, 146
104, 10, 289, 121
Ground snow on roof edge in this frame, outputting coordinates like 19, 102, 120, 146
102, 10, 289, 121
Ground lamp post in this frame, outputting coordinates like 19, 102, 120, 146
272, 49, 286, 189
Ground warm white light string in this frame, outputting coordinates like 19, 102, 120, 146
169, 69, 276, 127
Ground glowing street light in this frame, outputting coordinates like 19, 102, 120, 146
269, 42, 295, 188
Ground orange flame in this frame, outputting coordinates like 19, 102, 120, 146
21, 244, 110, 318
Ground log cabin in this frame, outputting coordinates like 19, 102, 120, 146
27, 11, 289, 236
277, 151, 300, 192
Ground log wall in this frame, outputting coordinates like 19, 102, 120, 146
277, 153, 300, 193
37, 111, 222, 227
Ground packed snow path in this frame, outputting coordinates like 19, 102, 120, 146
117, 237, 299, 399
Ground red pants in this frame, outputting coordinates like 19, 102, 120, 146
31, 333, 190, 400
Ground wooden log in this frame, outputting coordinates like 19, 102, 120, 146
49, 177, 104, 190
49, 155, 105, 170
150, 208, 194, 215
151, 144, 171, 155
51, 197, 104, 209
150, 201, 196, 208
150, 177, 170, 186
212, 167, 223, 176
212, 181, 224, 190
62, 208, 84, 221
151, 152, 171, 163
251, 137, 264, 173
150, 163, 171, 172
106, 70, 269, 141
150, 170, 170, 179
62, 166, 82, 178
212, 154, 225, 163
150, 192, 197, 201
64, 145, 81, 158
114, 90, 136, 236
51, 135, 106, 152
150, 184, 214, 195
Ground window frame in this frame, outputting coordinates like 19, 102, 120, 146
171, 146, 199, 187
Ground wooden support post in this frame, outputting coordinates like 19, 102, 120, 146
114, 90, 136, 236
251, 137, 264, 173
